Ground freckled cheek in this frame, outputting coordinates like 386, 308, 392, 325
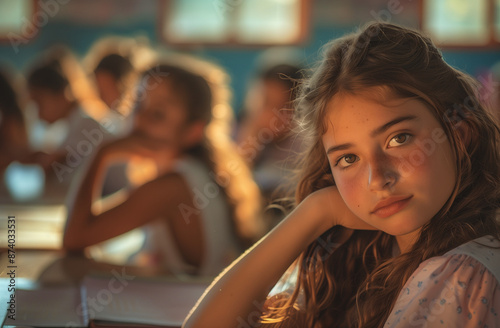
396, 144, 454, 193
334, 175, 365, 212
395, 147, 434, 181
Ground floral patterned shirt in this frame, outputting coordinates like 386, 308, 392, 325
385, 236, 500, 328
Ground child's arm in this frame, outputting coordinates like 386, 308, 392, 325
183, 187, 374, 328
62, 135, 183, 250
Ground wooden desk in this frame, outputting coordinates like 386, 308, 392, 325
0, 203, 147, 265
0, 201, 209, 327
0, 204, 66, 250
0, 250, 210, 327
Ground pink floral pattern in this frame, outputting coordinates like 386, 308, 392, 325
385, 236, 500, 327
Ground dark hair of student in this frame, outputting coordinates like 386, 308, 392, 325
27, 60, 68, 94
94, 53, 134, 82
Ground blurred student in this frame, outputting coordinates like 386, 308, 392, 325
84, 35, 156, 136
63, 63, 263, 276
84, 38, 156, 197
92, 53, 139, 196
94, 54, 134, 111
25, 47, 110, 200
0, 67, 28, 173
237, 64, 302, 225
0, 66, 34, 202
93, 53, 137, 136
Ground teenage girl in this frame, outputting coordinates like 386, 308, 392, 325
183, 22, 500, 327
63, 62, 263, 276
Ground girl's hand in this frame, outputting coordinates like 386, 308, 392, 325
303, 186, 376, 232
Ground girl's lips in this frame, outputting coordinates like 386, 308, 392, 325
371, 195, 413, 218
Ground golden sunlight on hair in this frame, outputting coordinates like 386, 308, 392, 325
47, 47, 109, 122
203, 60, 266, 242
82, 36, 157, 118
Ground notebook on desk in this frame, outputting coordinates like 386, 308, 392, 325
2, 276, 208, 327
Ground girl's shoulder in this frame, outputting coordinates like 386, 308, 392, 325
171, 156, 215, 191
385, 236, 500, 327
444, 235, 500, 283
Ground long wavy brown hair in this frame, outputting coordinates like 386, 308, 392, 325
260, 22, 500, 327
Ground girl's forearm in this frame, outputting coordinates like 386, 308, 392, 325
183, 196, 331, 328
62, 150, 108, 250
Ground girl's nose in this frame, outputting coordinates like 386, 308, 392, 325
367, 152, 398, 191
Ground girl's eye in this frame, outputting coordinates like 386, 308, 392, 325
335, 154, 358, 168
388, 133, 412, 147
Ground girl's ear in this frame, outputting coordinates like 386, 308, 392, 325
455, 118, 474, 149
184, 121, 206, 148
448, 107, 475, 149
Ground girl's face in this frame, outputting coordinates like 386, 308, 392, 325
29, 87, 72, 123
248, 79, 293, 134
322, 90, 456, 251
133, 79, 192, 148
94, 71, 121, 109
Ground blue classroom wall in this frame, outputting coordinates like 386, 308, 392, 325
0, 21, 499, 114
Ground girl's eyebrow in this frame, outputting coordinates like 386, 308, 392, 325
326, 115, 417, 155
326, 143, 354, 155
369, 115, 417, 137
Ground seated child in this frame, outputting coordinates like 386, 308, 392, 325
63, 62, 263, 276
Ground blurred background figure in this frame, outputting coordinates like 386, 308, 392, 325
237, 60, 303, 227
84, 37, 157, 196
0, 66, 33, 202
93, 53, 135, 132
22, 46, 111, 202
84, 36, 156, 136
63, 55, 264, 275
92, 53, 135, 196
0, 67, 28, 173
94, 53, 134, 114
